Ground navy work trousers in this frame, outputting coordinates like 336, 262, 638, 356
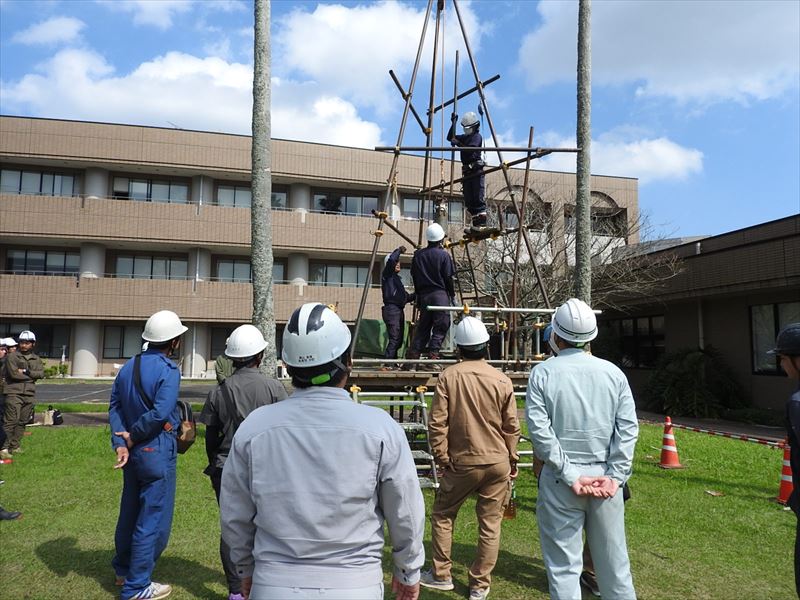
113, 432, 177, 600
462, 168, 486, 216
211, 467, 242, 595
382, 304, 405, 359
411, 290, 451, 355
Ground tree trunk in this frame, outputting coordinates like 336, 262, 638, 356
251, 0, 276, 375
575, 0, 592, 304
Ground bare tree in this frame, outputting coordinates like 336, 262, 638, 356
575, 0, 592, 302
251, 0, 276, 374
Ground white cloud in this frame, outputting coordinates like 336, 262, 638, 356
275, 0, 487, 114
11, 16, 86, 46
0, 48, 382, 148
96, 0, 193, 30
533, 130, 703, 184
518, 0, 800, 104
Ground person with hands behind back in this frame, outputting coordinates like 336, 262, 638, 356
526, 298, 638, 600
109, 310, 187, 600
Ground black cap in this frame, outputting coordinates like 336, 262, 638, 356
768, 323, 800, 356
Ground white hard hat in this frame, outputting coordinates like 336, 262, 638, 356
226, 324, 268, 359
454, 316, 490, 348
551, 298, 597, 345
1, 337, 16, 347
282, 303, 351, 368
142, 310, 188, 343
18, 330, 36, 342
426, 222, 445, 243
461, 111, 479, 128
141, 342, 149, 352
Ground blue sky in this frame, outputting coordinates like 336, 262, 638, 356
1, 0, 798, 240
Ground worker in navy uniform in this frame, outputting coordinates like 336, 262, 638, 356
769, 323, 800, 597
202, 324, 288, 600
407, 223, 456, 366
381, 246, 415, 370
109, 310, 188, 600
448, 111, 487, 230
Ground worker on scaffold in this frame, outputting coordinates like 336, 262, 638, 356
381, 246, 415, 370
406, 223, 455, 369
448, 111, 487, 231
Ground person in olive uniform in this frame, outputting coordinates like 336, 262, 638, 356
1, 331, 43, 458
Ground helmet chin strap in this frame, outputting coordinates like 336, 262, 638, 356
548, 336, 560, 356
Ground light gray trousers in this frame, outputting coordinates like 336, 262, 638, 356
537, 464, 636, 600
248, 583, 384, 599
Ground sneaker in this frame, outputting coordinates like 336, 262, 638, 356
580, 571, 601, 598
11, 447, 24, 454
228, 594, 245, 600
0, 449, 12, 460
471, 212, 488, 229
130, 582, 172, 600
470, 588, 490, 600
419, 569, 454, 591
0, 506, 22, 520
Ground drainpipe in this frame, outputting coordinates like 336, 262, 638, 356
191, 323, 197, 378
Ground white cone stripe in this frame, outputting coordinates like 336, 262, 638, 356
784, 460, 791, 467
661, 445, 678, 452
664, 434, 675, 440
783, 475, 793, 482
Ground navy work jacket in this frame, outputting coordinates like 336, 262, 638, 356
382, 248, 414, 307
411, 246, 455, 298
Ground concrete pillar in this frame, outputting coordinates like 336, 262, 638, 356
191, 175, 214, 205
289, 183, 311, 211
188, 248, 212, 281
84, 168, 109, 199
72, 320, 101, 377
287, 253, 309, 284
79, 243, 106, 278
182, 323, 209, 378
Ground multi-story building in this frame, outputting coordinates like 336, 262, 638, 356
0, 116, 638, 377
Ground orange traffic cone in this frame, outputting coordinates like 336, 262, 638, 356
659, 416, 685, 469
777, 440, 793, 505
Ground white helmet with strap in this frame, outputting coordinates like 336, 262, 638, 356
551, 298, 597, 346
142, 310, 188, 343
461, 111, 479, 129
454, 316, 490, 348
426, 222, 445, 243
226, 324, 268, 359
282, 303, 351, 385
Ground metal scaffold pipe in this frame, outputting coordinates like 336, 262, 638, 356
375, 145, 579, 153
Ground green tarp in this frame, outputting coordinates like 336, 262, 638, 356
354, 318, 409, 358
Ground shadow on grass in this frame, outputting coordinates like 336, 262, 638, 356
416, 542, 549, 599
36, 536, 223, 598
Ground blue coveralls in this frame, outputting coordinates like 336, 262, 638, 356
786, 383, 800, 596
382, 248, 415, 360
410, 245, 455, 356
448, 126, 485, 217
109, 349, 180, 600
526, 348, 638, 600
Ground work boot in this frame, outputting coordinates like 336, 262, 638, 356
471, 212, 488, 230
427, 353, 444, 372
580, 571, 601, 597
402, 351, 420, 371
0, 506, 22, 521
0, 449, 12, 460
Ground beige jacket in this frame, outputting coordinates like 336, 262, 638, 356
429, 358, 520, 467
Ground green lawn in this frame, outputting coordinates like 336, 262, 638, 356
0, 423, 794, 599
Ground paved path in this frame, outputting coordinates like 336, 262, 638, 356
36, 382, 215, 404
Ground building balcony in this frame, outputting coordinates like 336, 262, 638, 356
0, 193, 426, 254
0, 274, 386, 323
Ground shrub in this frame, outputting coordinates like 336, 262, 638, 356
644, 346, 748, 418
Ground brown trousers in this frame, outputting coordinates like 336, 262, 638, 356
431, 461, 511, 590
3, 394, 34, 451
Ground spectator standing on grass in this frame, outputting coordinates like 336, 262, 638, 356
201, 324, 287, 600
0, 338, 12, 453
770, 323, 800, 597
109, 310, 187, 600
1, 331, 43, 459
420, 316, 520, 600
215, 347, 234, 384
221, 302, 425, 600
381, 245, 415, 370
526, 298, 638, 600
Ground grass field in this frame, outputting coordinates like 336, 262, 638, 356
0, 422, 794, 599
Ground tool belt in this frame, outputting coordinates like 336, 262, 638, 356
462, 159, 485, 172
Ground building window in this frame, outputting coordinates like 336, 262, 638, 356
114, 255, 188, 280
112, 177, 189, 203
103, 325, 144, 359
603, 315, 665, 368
401, 197, 464, 224
215, 184, 287, 209
751, 302, 800, 374
0, 168, 75, 196
309, 262, 370, 288
313, 190, 379, 217
0, 323, 71, 359
6, 249, 80, 276
210, 326, 235, 359
216, 258, 251, 282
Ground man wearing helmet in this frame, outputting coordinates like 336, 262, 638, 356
221, 303, 425, 600
526, 298, 638, 600
1, 331, 44, 459
381, 246, 415, 369
420, 317, 519, 600
201, 324, 287, 600
448, 111, 487, 230
109, 310, 188, 600
770, 323, 800, 595
407, 223, 456, 367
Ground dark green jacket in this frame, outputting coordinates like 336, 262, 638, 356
3, 351, 44, 396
